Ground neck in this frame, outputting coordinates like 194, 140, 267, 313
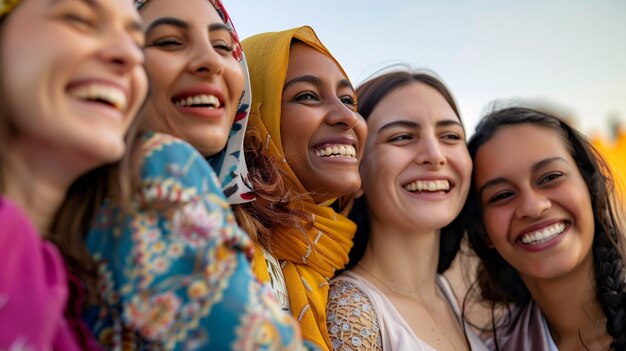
357, 218, 440, 301
3, 139, 78, 234
523, 252, 610, 349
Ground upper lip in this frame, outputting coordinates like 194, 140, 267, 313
66, 78, 130, 111
515, 219, 568, 241
172, 85, 225, 106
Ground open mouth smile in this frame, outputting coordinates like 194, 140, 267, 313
173, 94, 221, 109
70, 83, 127, 112
403, 179, 450, 193
519, 221, 568, 245
313, 143, 357, 158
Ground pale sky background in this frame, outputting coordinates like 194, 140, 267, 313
227, 0, 626, 139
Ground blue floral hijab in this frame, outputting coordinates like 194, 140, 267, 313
136, 0, 254, 205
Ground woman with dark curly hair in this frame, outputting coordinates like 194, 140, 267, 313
464, 106, 626, 350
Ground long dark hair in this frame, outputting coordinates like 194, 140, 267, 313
346, 69, 465, 273
464, 106, 626, 350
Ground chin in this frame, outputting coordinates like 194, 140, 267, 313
88, 140, 127, 166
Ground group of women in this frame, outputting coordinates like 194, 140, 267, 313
0, 0, 624, 350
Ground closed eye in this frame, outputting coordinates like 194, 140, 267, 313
147, 37, 183, 48
212, 40, 234, 55
63, 13, 95, 29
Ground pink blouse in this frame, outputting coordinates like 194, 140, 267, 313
0, 196, 82, 351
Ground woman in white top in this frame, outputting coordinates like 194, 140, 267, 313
327, 69, 487, 351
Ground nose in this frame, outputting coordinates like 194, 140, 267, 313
187, 40, 225, 77
415, 136, 446, 168
100, 29, 144, 74
515, 189, 551, 219
325, 100, 361, 131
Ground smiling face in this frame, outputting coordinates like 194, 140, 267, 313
139, 0, 244, 156
1, 0, 147, 166
361, 82, 471, 232
280, 42, 366, 203
474, 124, 594, 282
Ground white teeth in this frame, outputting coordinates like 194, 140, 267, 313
314, 144, 357, 158
404, 180, 450, 192
174, 94, 221, 109
520, 222, 566, 245
71, 84, 127, 111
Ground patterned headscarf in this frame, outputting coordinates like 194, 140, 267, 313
242, 26, 357, 350
136, 0, 253, 204
0, 0, 20, 17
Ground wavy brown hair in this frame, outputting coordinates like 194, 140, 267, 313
464, 107, 626, 350
233, 127, 313, 251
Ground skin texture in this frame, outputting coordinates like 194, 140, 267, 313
474, 124, 594, 282
346, 81, 473, 351
1, 0, 147, 231
280, 43, 366, 203
139, 0, 244, 156
361, 82, 471, 232
2, 0, 147, 168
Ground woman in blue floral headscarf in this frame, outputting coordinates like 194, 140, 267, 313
84, 0, 303, 349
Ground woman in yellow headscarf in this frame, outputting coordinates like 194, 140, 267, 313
238, 27, 367, 349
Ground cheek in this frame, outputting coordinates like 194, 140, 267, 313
355, 122, 368, 158
144, 55, 176, 93
483, 207, 509, 244
130, 68, 148, 111
280, 108, 311, 150
225, 61, 244, 103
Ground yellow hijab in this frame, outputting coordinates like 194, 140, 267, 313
242, 26, 356, 350
0, 0, 20, 17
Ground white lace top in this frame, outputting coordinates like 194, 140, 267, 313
327, 271, 488, 351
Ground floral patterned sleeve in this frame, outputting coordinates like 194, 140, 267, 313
326, 279, 382, 351
84, 132, 303, 351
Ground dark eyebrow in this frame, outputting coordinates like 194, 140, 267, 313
478, 157, 569, 198
50, 0, 99, 9
283, 75, 322, 92
436, 119, 463, 129
338, 79, 354, 91
209, 23, 230, 33
532, 156, 568, 172
145, 17, 189, 34
478, 177, 509, 200
377, 117, 461, 134
377, 120, 419, 134
51, 0, 142, 33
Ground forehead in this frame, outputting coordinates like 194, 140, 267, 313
367, 82, 457, 132
140, 0, 220, 23
474, 124, 572, 181
285, 43, 346, 81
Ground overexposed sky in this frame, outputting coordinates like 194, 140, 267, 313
227, 0, 626, 138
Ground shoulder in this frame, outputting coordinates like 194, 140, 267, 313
327, 275, 382, 351
136, 131, 225, 207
